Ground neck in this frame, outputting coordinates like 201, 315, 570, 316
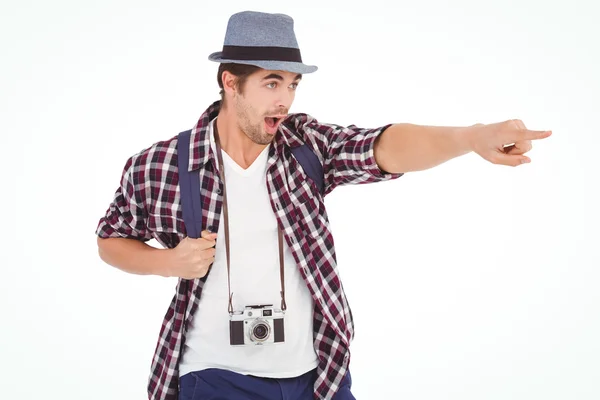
215, 106, 268, 169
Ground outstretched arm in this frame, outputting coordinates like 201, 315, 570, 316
374, 119, 552, 173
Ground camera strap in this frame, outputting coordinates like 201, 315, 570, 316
213, 121, 287, 315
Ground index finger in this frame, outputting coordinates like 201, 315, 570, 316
201, 229, 218, 241
520, 129, 552, 141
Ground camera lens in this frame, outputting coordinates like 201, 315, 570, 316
251, 322, 270, 341
253, 324, 268, 339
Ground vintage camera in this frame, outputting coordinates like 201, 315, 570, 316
229, 304, 285, 346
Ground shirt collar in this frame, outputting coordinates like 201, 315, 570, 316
188, 100, 305, 172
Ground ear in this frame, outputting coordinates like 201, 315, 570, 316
221, 71, 238, 98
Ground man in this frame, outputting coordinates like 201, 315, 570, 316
95, 10, 551, 400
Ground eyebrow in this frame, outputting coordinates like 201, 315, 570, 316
261, 73, 303, 82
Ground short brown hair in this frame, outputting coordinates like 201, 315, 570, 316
217, 63, 261, 106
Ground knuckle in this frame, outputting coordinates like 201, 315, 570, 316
511, 119, 524, 129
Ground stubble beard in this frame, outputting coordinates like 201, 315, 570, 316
235, 98, 273, 146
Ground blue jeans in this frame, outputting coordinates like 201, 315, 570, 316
179, 368, 355, 400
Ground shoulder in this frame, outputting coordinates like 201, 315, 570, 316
121, 134, 180, 186
281, 113, 339, 142
282, 112, 322, 132
283, 113, 352, 137
283, 112, 316, 126
127, 134, 179, 168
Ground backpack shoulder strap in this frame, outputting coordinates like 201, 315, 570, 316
177, 129, 203, 239
290, 144, 325, 196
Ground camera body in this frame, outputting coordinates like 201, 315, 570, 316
229, 304, 285, 346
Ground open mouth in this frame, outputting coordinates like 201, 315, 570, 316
265, 116, 282, 126
264, 116, 284, 134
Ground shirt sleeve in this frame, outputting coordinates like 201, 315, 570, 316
289, 114, 405, 194
95, 155, 153, 241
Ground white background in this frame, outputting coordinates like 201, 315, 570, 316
1, 0, 599, 399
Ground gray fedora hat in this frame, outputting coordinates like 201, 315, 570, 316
208, 11, 318, 74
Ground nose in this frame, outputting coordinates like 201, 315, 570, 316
275, 88, 294, 110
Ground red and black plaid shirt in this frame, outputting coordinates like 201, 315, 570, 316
96, 100, 403, 399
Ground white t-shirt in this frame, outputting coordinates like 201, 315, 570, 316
179, 119, 319, 378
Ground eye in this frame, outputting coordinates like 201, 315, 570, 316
266, 82, 277, 89
290, 82, 299, 90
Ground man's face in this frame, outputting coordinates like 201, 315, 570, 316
232, 69, 302, 145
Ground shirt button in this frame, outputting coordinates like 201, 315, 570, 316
216, 188, 222, 194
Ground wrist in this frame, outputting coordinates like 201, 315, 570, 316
150, 247, 174, 278
456, 123, 484, 154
